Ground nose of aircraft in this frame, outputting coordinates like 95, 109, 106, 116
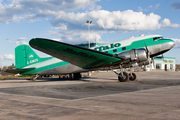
168, 40, 175, 49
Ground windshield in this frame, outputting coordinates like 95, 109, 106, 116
153, 37, 163, 41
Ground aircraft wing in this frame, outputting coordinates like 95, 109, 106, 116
29, 38, 123, 69
4, 68, 35, 74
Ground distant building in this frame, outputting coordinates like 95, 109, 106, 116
146, 57, 176, 71
76, 43, 103, 48
8, 63, 15, 70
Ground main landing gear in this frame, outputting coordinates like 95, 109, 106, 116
58, 73, 82, 80
111, 66, 137, 82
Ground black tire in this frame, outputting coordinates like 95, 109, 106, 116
129, 72, 137, 81
73, 73, 82, 80
118, 72, 129, 82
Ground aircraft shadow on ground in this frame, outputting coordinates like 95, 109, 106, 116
0, 78, 180, 100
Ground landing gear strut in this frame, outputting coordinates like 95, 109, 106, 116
129, 67, 137, 81
32, 74, 39, 81
111, 65, 137, 82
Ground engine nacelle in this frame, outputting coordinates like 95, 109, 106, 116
117, 48, 148, 63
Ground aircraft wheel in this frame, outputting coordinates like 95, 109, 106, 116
129, 72, 137, 81
73, 73, 82, 80
118, 72, 129, 82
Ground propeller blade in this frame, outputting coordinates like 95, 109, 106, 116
152, 57, 155, 69
144, 40, 150, 58
162, 54, 164, 61
144, 40, 149, 52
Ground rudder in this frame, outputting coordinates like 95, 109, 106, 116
15, 45, 41, 69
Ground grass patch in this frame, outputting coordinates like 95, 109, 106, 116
0, 75, 33, 80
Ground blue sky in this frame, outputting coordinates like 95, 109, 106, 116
1, 0, 180, 66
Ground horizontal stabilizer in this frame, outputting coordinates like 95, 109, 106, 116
29, 38, 122, 69
5, 68, 35, 74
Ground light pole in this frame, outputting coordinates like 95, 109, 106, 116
0, 61, 2, 76
86, 20, 92, 48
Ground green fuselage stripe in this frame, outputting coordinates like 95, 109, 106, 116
99, 38, 172, 54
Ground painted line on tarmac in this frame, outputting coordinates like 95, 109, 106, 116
0, 91, 123, 101
0, 92, 73, 101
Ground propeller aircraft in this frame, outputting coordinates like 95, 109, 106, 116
6, 34, 175, 82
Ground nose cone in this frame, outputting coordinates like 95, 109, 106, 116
168, 40, 175, 49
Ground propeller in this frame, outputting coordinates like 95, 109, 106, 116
144, 40, 150, 58
151, 57, 156, 69
162, 54, 164, 61
144, 40, 151, 64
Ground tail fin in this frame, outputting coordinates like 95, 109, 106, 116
15, 45, 52, 69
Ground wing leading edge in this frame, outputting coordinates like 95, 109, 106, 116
29, 38, 123, 69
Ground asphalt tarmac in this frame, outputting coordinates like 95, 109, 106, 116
0, 71, 180, 120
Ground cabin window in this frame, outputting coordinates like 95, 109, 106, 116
105, 51, 108, 53
122, 47, 126, 51
113, 49, 117, 53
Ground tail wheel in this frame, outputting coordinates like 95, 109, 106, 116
32, 76, 37, 81
118, 72, 129, 82
129, 72, 137, 81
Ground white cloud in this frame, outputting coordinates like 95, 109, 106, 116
0, 56, 4, 60
172, 38, 180, 48
162, 19, 180, 28
1, 54, 15, 60
16, 41, 28, 45
1, 1, 180, 44
48, 29, 103, 44
138, 4, 160, 12
53, 23, 67, 30
6, 37, 28, 45
52, 10, 179, 32
17, 37, 26, 41
155, 4, 160, 9
0, 0, 100, 23
46, 9, 180, 43
7, 40, 15, 43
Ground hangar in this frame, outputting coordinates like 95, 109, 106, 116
146, 57, 176, 71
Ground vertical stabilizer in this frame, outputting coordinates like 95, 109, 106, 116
15, 45, 46, 69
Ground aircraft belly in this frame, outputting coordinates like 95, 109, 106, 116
37, 64, 84, 75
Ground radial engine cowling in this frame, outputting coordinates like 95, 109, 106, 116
117, 48, 148, 63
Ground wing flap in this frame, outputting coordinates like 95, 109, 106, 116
29, 38, 122, 69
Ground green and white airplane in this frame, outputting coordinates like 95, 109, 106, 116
7, 34, 175, 82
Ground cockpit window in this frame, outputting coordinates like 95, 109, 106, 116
153, 37, 164, 41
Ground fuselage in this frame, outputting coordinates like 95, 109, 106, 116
92, 34, 175, 57
21, 34, 175, 75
